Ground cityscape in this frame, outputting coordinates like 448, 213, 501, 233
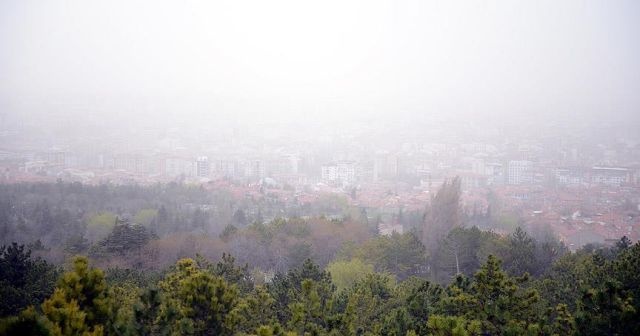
2, 114, 639, 249
2, 0, 640, 334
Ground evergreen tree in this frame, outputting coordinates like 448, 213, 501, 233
0, 307, 56, 336
36, 256, 110, 335
0, 243, 59, 317
268, 259, 335, 325
55, 257, 110, 327
438, 255, 541, 335
549, 304, 575, 336
503, 227, 536, 276
158, 258, 240, 336
236, 286, 278, 333
132, 287, 165, 336
575, 280, 636, 336
287, 279, 332, 334
41, 288, 103, 336
400, 277, 443, 335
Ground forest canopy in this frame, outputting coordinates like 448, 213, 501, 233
0, 181, 638, 335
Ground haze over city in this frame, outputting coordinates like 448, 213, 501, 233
1, 1, 640, 335
2, 0, 640, 132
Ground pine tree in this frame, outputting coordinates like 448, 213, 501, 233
438, 255, 541, 335
0, 243, 58, 317
575, 281, 636, 336
41, 288, 102, 336
158, 258, 240, 336
132, 287, 164, 336
503, 227, 536, 276
401, 278, 443, 335
0, 306, 56, 336
550, 304, 575, 336
287, 279, 328, 334
54, 257, 110, 328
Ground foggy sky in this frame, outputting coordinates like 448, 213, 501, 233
1, 0, 639, 129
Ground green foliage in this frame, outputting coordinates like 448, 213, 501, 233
198, 252, 254, 294
236, 286, 277, 333
2, 237, 640, 336
0, 243, 59, 317
105, 267, 157, 288
90, 219, 155, 256
30, 256, 111, 335
85, 212, 117, 243
158, 258, 240, 335
502, 227, 536, 276
427, 315, 481, 336
268, 259, 335, 326
41, 288, 102, 336
399, 277, 443, 335
54, 257, 110, 328
106, 282, 140, 335
1, 256, 114, 336
0, 306, 56, 336
439, 255, 541, 335
533, 251, 594, 311
340, 273, 397, 334
433, 227, 501, 283
354, 232, 426, 280
133, 209, 158, 228
575, 281, 637, 336
380, 307, 411, 336
550, 304, 575, 336
326, 258, 374, 292
287, 279, 330, 334
131, 286, 164, 335
611, 240, 640, 312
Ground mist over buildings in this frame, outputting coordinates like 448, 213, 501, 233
1, 0, 639, 144
3, 3, 640, 323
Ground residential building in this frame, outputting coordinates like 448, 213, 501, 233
321, 160, 357, 185
508, 160, 533, 185
196, 156, 210, 177
591, 167, 629, 187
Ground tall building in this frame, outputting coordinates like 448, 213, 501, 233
45, 150, 66, 167
321, 161, 357, 185
591, 167, 629, 186
486, 162, 504, 185
249, 159, 266, 180
373, 152, 399, 181
508, 160, 533, 185
216, 159, 237, 178
554, 167, 587, 186
196, 156, 210, 178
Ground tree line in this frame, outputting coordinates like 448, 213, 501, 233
1, 235, 639, 335
1, 179, 638, 335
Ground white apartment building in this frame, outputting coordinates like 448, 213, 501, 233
196, 156, 210, 178
591, 167, 629, 186
321, 161, 356, 185
508, 160, 533, 185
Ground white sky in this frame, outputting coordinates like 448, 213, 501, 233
1, 0, 639, 126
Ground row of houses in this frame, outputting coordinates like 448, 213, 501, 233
555, 166, 636, 187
